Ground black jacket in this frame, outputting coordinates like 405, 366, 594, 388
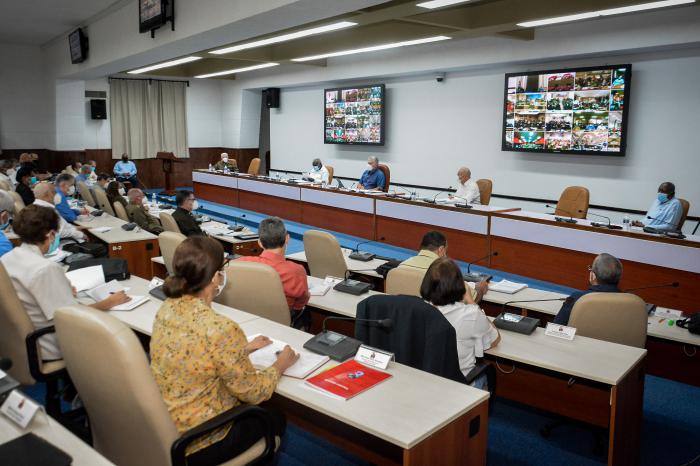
15, 182, 35, 206
355, 294, 466, 384
172, 207, 203, 237
553, 283, 620, 325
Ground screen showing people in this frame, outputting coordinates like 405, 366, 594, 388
503, 65, 630, 155
324, 84, 384, 145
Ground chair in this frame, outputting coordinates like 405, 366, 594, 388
568, 293, 648, 348
476, 179, 493, 206
10, 191, 25, 210
555, 186, 589, 219
113, 201, 129, 222
0, 179, 12, 191
678, 198, 690, 229
54, 305, 278, 466
303, 230, 347, 279
78, 181, 96, 207
385, 267, 426, 297
158, 232, 186, 275
248, 158, 261, 175
325, 165, 334, 185
0, 264, 67, 417
160, 212, 182, 234
64, 164, 78, 176
215, 262, 291, 326
93, 188, 116, 216
377, 164, 390, 192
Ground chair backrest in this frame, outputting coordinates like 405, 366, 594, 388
303, 230, 347, 279
10, 191, 25, 210
54, 306, 178, 466
248, 158, 261, 175
0, 179, 11, 191
158, 232, 186, 275
678, 198, 690, 229
476, 179, 493, 205
159, 212, 182, 234
377, 164, 390, 192
325, 165, 334, 184
113, 202, 129, 221
386, 267, 426, 297
0, 263, 37, 385
78, 182, 96, 207
93, 188, 115, 216
568, 293, 648, 348
64, 165, 78, 176
215, 262, 291, 326
556, 186, 589, 219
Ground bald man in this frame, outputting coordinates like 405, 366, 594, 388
126, 189, 163, 234
213, 152, 238, 172
358, 155, 385, 191
632, 182, 684, 232
33, 182, 86, 243
451, 167, 481, 205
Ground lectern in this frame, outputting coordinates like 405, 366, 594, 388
156, 152, 183, 196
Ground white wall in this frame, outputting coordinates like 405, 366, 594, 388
186, 79, 223, 147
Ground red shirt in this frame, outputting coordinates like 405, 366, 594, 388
237, 250, 310, 311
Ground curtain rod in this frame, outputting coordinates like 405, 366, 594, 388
108, 77, 190, 87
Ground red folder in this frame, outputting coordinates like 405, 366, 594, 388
305, 359, 392, 400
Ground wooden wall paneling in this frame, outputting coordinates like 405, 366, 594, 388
300, 202, 375, 240
239, 190, 302, 222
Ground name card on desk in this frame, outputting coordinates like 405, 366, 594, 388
354, 345, 393, 370
545, 323, 577, 341
1, 390, 40, 428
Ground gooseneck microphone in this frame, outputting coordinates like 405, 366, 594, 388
424, 186, 453, 204
623, 282, 679, 293
352, 236, 386, 253
349, 237, 385, 261
322, 316, 393, 332
545, 204, 577, 224
450, 194, 473, 209
464, 251, 499, 282
501, 297, 568, 312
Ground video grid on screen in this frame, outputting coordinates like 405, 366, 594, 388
324, 84, 384, 145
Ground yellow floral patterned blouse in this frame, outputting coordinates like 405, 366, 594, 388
150, 295, 280, 454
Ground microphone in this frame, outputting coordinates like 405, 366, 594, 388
449, 195, 473, 209
352, 236, 385, 253
228, 213, 247, 232
623, 282, 679, 293
388, 184, 416, 199
349, 182, 357, 191
322, 316, 393, 332
424, 186, 453, 204
464, 251, 499, 282
349, 237, 385, 261
546, 204, 577, 224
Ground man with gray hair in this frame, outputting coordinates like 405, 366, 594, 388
126, 188, 163, 234
0, 190, 14, 256
213, 152, 237, 172
553, 253, 623, 325
33, 181, 87, 243
451, 166, 481, 205
236, 216, 310, 328
358, 155, 385, 191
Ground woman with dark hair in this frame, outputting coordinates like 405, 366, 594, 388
150, 236, 297, 465
106, 180, 127, 209
420, 257, 500, 387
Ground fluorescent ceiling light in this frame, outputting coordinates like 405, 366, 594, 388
291, 35, 451, 62
517, 0, 695, 27
417, 0, 472, 8
128, 56, 202, 74
195, 62, 279, 79
210, 21, 358, 55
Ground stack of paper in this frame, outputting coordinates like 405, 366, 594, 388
247, 335, 329, 379
84, 279, 150, 311
65, 266, 105, 292
308, 280, 331, 296
488, 279, 528, 294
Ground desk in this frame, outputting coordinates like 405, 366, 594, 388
286, 250, 386, 279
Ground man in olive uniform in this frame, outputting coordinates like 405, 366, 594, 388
126, 189, 163, 234
213, 152, 238, 172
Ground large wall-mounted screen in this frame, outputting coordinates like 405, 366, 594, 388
503, 65, 631, 156
324, 84, 385, 145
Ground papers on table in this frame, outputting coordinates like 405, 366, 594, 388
85, 280, 127, 301
247, 335, 329, 379
110, 295, 149, 311
46, 249, 72, 263
89, 227, 112, 234
488, 279, 528, 294
65, 265, 105, 292
308, 278, 331, 296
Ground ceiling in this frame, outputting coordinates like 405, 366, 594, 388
135, 0, 699, 79
0, 0, 123, 46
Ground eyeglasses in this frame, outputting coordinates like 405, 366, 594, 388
587, 265, 592, 272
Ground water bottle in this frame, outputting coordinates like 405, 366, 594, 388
151, 193, 157, 207
208, 163, 213, 172
622, 215, 631, 231
322, 181, 327, 189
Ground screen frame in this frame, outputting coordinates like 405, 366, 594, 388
502, 63, 632, 157
323, 83, 386, 146
139, 0, 167, 33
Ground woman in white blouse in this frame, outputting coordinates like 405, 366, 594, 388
420, 257, 500, 387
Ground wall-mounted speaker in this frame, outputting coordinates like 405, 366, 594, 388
90, 99, 107, 120
264, 88, 280, 108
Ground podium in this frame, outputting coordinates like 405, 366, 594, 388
156, 152, 183, 196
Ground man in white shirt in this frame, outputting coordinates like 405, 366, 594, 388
306, 158, 330, 184
33, 181, 86, 243
450, 167, 481, 205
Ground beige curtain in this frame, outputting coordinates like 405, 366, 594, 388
110, 79, 188, 159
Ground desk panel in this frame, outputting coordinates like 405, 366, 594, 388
238, 178, 300, 200
193, 182, 240, 207
376, 200, 488, 235
300, 188, 375, 238
192, 171, 238, 188
239, 190, 302, 222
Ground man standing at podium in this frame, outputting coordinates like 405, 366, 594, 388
357, 156, 385, 191
213, 152, 238, 172
113, 153, 139, 188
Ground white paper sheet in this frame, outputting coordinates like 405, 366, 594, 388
65, 265, 105, 292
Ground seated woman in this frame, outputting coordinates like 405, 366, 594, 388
0, 205, 128, 360
420, 257, 500, 388
150, 236, 298, 465
106, 180, 127, 209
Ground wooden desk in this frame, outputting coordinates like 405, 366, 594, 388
300, 185, 376, 240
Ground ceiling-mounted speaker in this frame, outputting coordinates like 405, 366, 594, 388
90, 99, 107, 120
264, 88, 280, 108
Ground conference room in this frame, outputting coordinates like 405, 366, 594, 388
0, 1, 699, 466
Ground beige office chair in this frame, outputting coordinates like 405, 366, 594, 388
10, 191, 25, 210
555, 186, 589, 219
64, 164, 78, 176
113, 201, 129, 222
0, 179, 12, 191
248, 158, 261, 175
476, 179, 493, 206
325, 165, 334, 184
303, 230, 347, 279
568, 293, 648, 348
93, 188, 116, 216
386, 267, 426, 297
78, 181, 96, 207
159, 212, 182, 234
677, 198, 690, 229
377, 164, 390, 192
215, 262, 291, 326
54, 305, 278, 466
158, 231, 186, 275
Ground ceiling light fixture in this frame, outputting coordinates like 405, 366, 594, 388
209, 21, 358, 55
417, 0, 473, 9
517, 0, 695, 27
291, 35, 451, 62
194, 62, 280, 79
128, 56, 202, 74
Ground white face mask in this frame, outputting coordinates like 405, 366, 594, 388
215, 270, 227, 296
67, 185, 75, 196
222, 157, 228, 163
192, 200, 200, 211
53, 193, 62, 205
118, 187, 126, 196
367, 164, 374, 171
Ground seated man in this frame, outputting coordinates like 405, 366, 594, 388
126, 188, 163, 234
0, 191, 15, 257
15, 167, 36, 206
113, 153, 139, 188
74, 164, 93, 192
54, 173, 88, 223
33, 182, 86, 243
357, 156, 385, 191
632, 182, 683, 232
237, 217, 310, 327
553, 253, 623, 325
213, 152, 238, 172
93, 173, 111, 192
451, 167, 481, 205
305, 158, 330, 184
87, 160, 98, 182
172, 190, 204, 237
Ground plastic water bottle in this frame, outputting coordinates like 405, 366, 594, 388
151, 193, 157, 207
208, 163, 213, 172
622, 215, 631, 231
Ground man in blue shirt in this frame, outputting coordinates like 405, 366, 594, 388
0, 191, 14, 257
358, 156, 386, 191
54, 173, 87, 223
74, 165, 93, 193
113, 153, 140, 188
632, 182, 684, 232
553, 253, 622, 325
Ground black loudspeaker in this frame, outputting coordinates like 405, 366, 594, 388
90, 99, 107, 120
264, 88, 280, 108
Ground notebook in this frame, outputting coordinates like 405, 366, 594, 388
304, 359, 392, 400
246, 335, 329, 379
488, 279, 528, 294
0, 433, 72, 466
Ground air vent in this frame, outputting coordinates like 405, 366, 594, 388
85, 90, 107, 99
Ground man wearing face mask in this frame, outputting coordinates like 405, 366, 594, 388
306, 158, 330, 184
54, 173, 88, 223
126, 189, 164, 234
172, 190, 204, 237
357, 156, 385, 191
74, 165, 93, 193
0, 191, 15, 257
113, 153, 139, 188
87, 160, 98, 182
33, 182, 87, 243
213, 152, 238, 172
15, 168, 37, 206
631, 182, 684, 232
450, 167, 481, 205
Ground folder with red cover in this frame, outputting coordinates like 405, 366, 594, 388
304, 359, 392, 400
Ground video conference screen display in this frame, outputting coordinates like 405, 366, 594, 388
324, 84, 385, 145
502, 65, 631, 155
